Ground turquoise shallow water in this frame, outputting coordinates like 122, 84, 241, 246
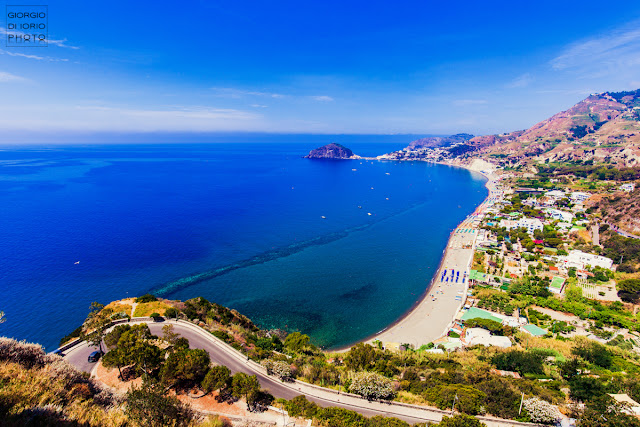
0, 143, 486, 350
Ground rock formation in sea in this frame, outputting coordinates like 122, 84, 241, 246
304, 143, 360, 159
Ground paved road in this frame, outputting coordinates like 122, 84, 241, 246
62, 319, 534, 426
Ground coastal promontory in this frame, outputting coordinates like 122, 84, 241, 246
304, 143, 360, 159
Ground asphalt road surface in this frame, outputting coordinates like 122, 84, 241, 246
61, 320, 529, 426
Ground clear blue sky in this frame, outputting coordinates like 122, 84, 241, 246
2, 0, 640, 142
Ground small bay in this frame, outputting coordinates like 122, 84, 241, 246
0, 142, 486, 350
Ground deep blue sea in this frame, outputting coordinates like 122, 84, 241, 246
0, 142, 487, 350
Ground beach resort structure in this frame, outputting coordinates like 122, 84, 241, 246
544, 208, 574, 223
570, 191, 590, 202
463, 328, 512, 348
558, 250, 614, 270
498, 217, 543, 235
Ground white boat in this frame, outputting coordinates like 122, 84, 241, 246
74, 261, 80, 265
367, 213, 372, 216
321, 216, 326, 219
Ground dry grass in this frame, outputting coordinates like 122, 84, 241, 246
0, 360, 127, 426
105, 300, 134, 317
517, 333, 574, 358
132, 301, 172, 317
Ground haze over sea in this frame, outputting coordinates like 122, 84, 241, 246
0, 141, 487, 350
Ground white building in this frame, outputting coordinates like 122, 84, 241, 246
464, 328, 512, 348
620, 183, 635, 192
544, 208, 574, 222
570, 192, 590, 202
558, 250, 614, 270
499, 217, 543, 235
545, 190, 566, 199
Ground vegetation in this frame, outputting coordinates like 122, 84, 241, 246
125, 378, 195, 427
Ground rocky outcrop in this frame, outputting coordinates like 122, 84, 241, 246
304, 143, 359, 159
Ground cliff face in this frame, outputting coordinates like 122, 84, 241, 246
408, 133, 474, 149
304, 143, 359, 159
465, 89, 640, 167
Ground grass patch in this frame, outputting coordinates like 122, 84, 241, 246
133, 301, 172, 317
104, 301, 133, 317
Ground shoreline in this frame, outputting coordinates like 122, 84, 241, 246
333, 159, 498, 351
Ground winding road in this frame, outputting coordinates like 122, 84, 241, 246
61, 318, 536, 427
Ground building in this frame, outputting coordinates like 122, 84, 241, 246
558, 250, 614, 270
499, 217, 543, 235
544, 208, 574, 222
570, 192, 590, 202
620, 183, 635, 192
464, 328, 512, 348
545, 190, 566, 199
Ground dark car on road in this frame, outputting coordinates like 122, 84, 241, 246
88, 350, 103, 363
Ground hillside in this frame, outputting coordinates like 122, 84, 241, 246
464, 89, 640, 167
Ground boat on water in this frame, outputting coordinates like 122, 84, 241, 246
321, 216, 326, 219
367, 212, 372, 216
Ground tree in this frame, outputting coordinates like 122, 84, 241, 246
164, 307, 180, 319
231, 372, 261, 411
81, 302, 112, 353
491, 350, 545, 375
437, 414, 486, 427
345, 343, 377, 371
569, 376, 605, 402
202, 365, 231, 393
348, 371, 395, 401
572, 341, 612, 369
103, 324, 162, 378
162, 324, 179, 344
161, 348, 211, 388
284, 332, 311, 352
125, 378, 195, 427
368, 416, 410, 427
281, 395, 319, 418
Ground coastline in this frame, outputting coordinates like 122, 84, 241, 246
342, 159, 499, 350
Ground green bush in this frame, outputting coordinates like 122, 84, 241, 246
164, 307, 180, 319
424, 384, 486, 415
135, 294, 158, 303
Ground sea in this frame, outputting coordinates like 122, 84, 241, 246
0, 142, 487, 351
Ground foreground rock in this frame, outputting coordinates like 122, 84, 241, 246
304, 143, 360, 159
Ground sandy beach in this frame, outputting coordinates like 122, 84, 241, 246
366, 166, 501, 348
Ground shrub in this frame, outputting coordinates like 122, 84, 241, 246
572, 341, 612, 369
164, 307, 180, 319
135, 294, 158, 303
150, 312, 161, 318
126, 379, 195, 427
491, 350, 545, 375
281, 395, 320, 418
437, 414, 485, 427
424, 384, 486, 415
261, 359, 292, 380
348, 371, 395, 401
522, 397, 561, 424
202, 365, 231, 393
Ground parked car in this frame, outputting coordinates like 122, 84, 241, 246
88, 350, 103, 363
52, 349, 64, 357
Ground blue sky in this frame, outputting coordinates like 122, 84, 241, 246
2, 0, 640, 142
